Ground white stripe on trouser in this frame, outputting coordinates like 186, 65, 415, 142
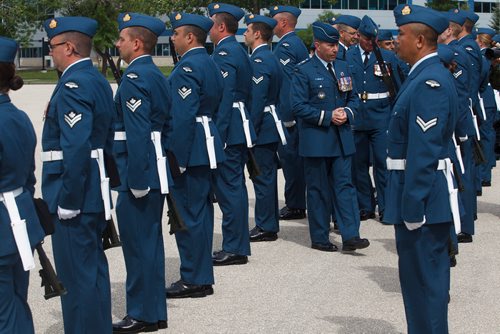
452, 134, 465, 174
94, 149, 112, 220
233, 102, 253, 148
469, 98, 481, 140
1, 188, 35, 271
151, 131, 169, 194
196, 116, 217, 169
478, 93, 487, 121
264, 105, 287, 145
442, 158, 461, 234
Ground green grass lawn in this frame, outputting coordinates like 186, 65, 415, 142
18, 66, 174, 84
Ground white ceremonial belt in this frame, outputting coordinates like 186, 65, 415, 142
442, 158, 461, 234
232, 102, 253, 148
0, 187, 35, 271
92, 148, 112, 220
114, 131, 156, 141
41, 149, 99, 162
151, 131, 169, 194
386, 158, 446, 171
263, 105, 287, 145
359, 92, 390, 100
196, 116, 217, 169
113, 131, 169, 194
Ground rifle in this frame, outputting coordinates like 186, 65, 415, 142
33, 198, 67, 299
472, 136, 487, 165
104, 50, 122, 85
166, 192, 187, 234
102, 217, 122, 250
246, 148, 261, 180
371, 38, 398, 101
36, 243, 67, 300
169, 37, 179, 65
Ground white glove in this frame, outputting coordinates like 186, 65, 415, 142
131, 187, 150, 198
179, 167, 186, 174
404, 216, 426, 231
57, 206, 81, 220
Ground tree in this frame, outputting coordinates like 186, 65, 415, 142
0, 0, 61, 45
489, 3, 500, 33
425, 0, 465, 12
297, 10, 340, 50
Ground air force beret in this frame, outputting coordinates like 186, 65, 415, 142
244, 14, 277, 29
378, 29, 394, 41
330, 15, 361, 29
0, 36, 18, 63
170, 12, 214, 32
446, 9, 467, 26
44, 16, 98, 39
118, 13, 166, 36
358, 15, 378, 39
269, 5, 301, 18
437, 44, 455, 65
312, 21, 339, 43
394, 4, 449, 34
464, 10, 479, 24
208, 3, 245, 21
476, 27, 496, 37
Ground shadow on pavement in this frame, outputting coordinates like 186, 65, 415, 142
321, 315, 403, 334
360, 266, 401, 294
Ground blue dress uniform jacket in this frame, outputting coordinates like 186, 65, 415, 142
211, 35, 255, 256
292, 56, 358, 157
0, 94, 45, 334
346, 46, 401, 217
113, 55, 169, 323
212, 35, 256, 146
291, 55, 362, 244
337, 43, 347, 61
458, 35, 484, 121
42, 58, 113, 334
249, 44, 284, 233
384, 54, 457, 334
274, 31, 309, 212
168, 46, 225, 285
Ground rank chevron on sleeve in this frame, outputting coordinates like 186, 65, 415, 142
416, 116, 438, 132
64, 111, 82, 128
126, 98, 142, 112
252, 76, 264, 84
178, 86, 192, 99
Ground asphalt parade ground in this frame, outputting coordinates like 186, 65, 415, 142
11, 84, 500, 333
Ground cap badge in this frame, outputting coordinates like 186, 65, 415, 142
49, 19, 57, 29
274, 6, 279, 10
402, 5, 411, 15
175, 13, 182, 20
214, 4, 220, 9
123, 13, 131, 22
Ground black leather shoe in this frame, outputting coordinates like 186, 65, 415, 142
378, 211, 384, 222
342, 237, 370, 252
249, 226, 278, 242
457, 232, 473, 243
112, 315, 158, 333
477, 190, 482, 196
212, 251, 248, 266
279, 206, 306, 220
360, 211, 376, 221
311, 242, 338, 252
482, 181, 491, 187
166, 280, 213, 298
332, 222, 339, 232
157, 320, 168, 329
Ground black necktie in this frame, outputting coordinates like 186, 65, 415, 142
363, 51, 370, 66
327, 63, 337, 82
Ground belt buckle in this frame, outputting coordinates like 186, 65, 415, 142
361, 92, 368, 101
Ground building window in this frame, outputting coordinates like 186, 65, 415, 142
20, 47, 42, 58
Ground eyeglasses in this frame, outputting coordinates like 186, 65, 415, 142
48, 41, 66, 50
343, 30, 359, 36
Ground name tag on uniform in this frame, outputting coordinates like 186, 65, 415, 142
374, 63, 392, 77
337, 76, 352, 92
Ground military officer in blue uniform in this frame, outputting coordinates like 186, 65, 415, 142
207, 3, 255, 266
476, 28, 497, 187
165, 13, 225, 298
111, 13, 170, 333
269, 5, 309, 221
0, 36, 45, 334
244, 14, 285, 242
347, 15, 402, 222
291, 22, 370, 253
386, 5, 458, 332
42, 17, 114, 333
331, 15, 361, 61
